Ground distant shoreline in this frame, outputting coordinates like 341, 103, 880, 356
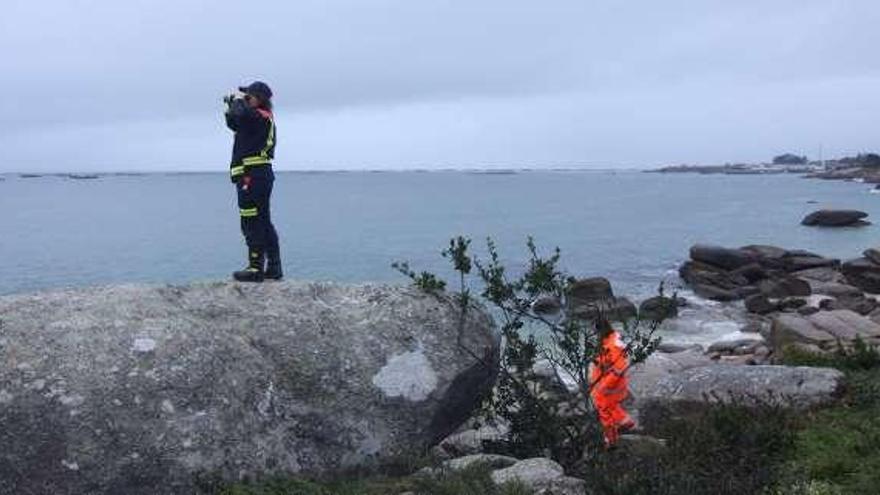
2, 168, 647, 177
647, 159, 880, 186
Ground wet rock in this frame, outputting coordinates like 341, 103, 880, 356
532, 295, 562, 316
568, 277, 613, 303
740, 320, 765, 334
690, 244, 757, 270
842, 258, 880, 293
638, 296, 679, 322
864, 248, 880, 266
567, 278, 636, 322
758, 277, 811, 298
745, 294, 776, 315
778, 297, 808, 312
782, 255, 840, 272
730, 263, 769, 283
0, 282, 500, 495
739, 245, 789, 269
819, 294, 878, 315
810, 282, 863, 298
679, 260, 745, 300
571, 296, 637, 322
801, 209, 870, 227
793, 267, 847, 284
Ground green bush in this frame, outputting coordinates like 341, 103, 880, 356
395, 236, 662, 468
216, 463, 533, 495
580, 400, 798, 495
779, 342, 880, 494
781, 338, 880, 372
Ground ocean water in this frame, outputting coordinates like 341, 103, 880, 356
2, 170, 878, 343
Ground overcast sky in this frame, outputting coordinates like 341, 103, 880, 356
1, 0, 878, 172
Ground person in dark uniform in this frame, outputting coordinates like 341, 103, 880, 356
224, 81, 282, 282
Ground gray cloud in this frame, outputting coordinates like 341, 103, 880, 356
1, 0, 878, 171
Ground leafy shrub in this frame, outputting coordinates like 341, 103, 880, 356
779, 340, 880, 494
217, 463, 533, 495
581, 400, 798, 495
395, 236, 663, 469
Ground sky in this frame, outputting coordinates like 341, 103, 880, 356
0, 0, 878, 172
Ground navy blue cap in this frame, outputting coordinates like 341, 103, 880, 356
238, 81, 273, 101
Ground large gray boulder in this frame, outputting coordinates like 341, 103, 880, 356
842, 257, 880, 293
758, 276, 811, 298
644, 365, 844, 409
0, 282, 500, 495
491, 458, 586, 495
771, 310, 880, 351
628, 351, 712, 401
567, 278, 636, 322
864, 248, 880, 266
801, 209, 869, 227
690, 244, 756, 271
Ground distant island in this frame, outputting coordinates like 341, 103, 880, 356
648, 152, 880, 184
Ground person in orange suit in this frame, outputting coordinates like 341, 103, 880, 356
589, 318, 636, 446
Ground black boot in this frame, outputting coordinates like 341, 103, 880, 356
233, 250, 264, 282
265, 258, 283, 280
265, 241, 283, 280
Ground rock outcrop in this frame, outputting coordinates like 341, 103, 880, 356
679, 244, 833, 302
842, 257, 880, 293
801, 209, 870, 227
0, 282, 500, 495
567, 277, 637, 322
643, 365, 844, 409
490, 458, 586, 495
770, 310, 880, 352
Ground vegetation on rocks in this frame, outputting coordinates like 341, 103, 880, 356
219, 462, 532, 495
777, 342, 880, 494
395, 236, 664, 467
220, 239, 880, 495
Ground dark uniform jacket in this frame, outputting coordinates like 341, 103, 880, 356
225, 99, 276, 182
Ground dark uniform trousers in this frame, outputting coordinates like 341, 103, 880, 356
236, 166, 280, 266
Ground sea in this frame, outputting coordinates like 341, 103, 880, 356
2, 170, 878, 345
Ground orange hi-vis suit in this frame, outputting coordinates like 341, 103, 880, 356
589, 330, 635, 446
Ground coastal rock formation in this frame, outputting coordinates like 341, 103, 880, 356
770, 310, 880, 352
801, 209, 870, 227
690, 244, 756, 271
679, 244, 833, 302
842, 257, 880, 293
0, 282, 500, 495
567, 277, 637, 321
490, 458, 586, 495
638, 295, 679, 321
643, 365, 844, 409
864, 248, 880, 266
